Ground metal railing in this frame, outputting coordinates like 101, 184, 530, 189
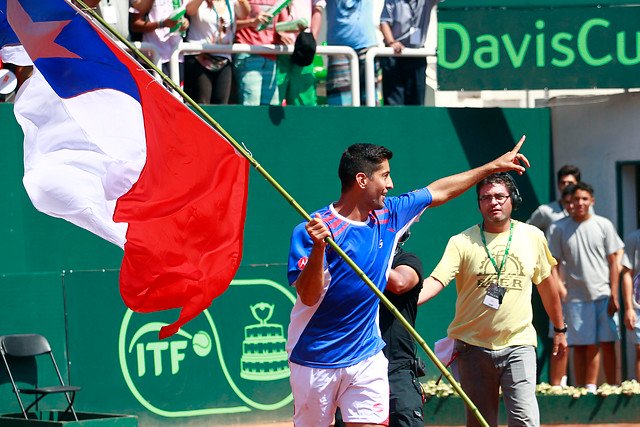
170, 42, 361, 106
364, 47, 436, 106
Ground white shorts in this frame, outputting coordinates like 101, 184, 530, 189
290, 351, 389, 427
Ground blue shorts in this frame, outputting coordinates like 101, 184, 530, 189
565, 297, 620, 346
233, 53, 279, 106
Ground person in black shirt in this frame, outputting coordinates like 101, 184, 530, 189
335, 231, 425, 427
380, 231, 425, 427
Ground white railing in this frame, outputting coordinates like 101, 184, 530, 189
364, 47, 436, 106
169, 42, 361, 106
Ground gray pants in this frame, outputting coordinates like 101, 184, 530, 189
455, 340, 539, 427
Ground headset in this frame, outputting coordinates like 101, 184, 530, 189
502, 173, 522, 210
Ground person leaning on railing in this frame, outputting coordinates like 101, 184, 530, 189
379, 0, 439, 106
129, 0, 190, 76
184, 0, 249, 104
275, 0, 325, 106
233, 0, 288, 105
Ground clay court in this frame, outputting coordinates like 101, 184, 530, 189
232, 424, 639, 427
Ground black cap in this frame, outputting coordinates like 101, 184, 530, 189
291, 31, 317, 66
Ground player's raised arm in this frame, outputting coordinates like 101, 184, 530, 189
427, 136, 529, 207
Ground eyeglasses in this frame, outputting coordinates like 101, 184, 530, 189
478, 194, 510, 203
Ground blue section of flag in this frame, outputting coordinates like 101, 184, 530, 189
9, 0, 140, 102
0, 1, 20, 47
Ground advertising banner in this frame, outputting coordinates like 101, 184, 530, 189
437, 6, 640, 90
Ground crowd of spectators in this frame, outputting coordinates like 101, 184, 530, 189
82, 0, 439, 106
0, 0, 442, 105
529, 165, 631, 392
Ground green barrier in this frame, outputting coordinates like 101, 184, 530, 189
0, 104, 554, 424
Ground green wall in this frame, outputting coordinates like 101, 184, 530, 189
0, 104, 552, 425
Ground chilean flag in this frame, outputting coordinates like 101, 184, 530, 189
4, 0, 249, 338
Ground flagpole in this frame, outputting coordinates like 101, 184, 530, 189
73, 3, 488, 425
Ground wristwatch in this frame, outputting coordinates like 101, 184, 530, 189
553, 323, 568, 333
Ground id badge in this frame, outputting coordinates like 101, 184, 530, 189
102, 2, 118, 24
483, 283, 505, 310
409, 27, 422, 45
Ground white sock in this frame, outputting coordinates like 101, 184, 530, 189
586, 383, 597, 394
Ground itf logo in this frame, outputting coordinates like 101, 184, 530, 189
118, 279, 295, 418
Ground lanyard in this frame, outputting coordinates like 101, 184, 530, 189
211, 0, 233, 43
479, 221, 514, 284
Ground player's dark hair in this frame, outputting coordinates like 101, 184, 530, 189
338, 144, 393, 193
557, 165, 581, 183
476, 172, 522, 210
569, 181, 594, 196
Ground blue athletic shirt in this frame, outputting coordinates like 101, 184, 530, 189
286, 188, 432, 368
326, 0, 378, 51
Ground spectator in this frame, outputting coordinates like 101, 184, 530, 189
325, 0, 380, 106
527, 165, 580, 388
130, 0, 190, 76
80, 0, 132, 40
379, 0, 438, 106
419, 173, 566, 427
334, 233, 426, 427
234, 0, 287, 105
380, 234, 427, 426
184, 0, 249, 104
287, 138, 529, 426
548, 182, 624, 393
528, 164, 581, 234
276, 0, 324, 106
528, 165, 580, 388
622, 225, 640, 380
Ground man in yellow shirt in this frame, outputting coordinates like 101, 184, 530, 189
419, 173, 567, 427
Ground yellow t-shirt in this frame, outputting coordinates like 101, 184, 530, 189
431, 220, 556, 350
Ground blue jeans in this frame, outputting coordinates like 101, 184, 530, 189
455, 340, 539, 427
233, 53, 279, 106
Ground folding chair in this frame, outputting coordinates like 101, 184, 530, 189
0, 334, 80, 421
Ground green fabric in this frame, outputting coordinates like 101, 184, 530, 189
277, 55, 317, 106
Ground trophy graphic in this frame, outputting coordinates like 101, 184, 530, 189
240, 302, 290, 381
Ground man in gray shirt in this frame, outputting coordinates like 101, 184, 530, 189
528, 165, 580, 387
379, 0, 438, 105
528, 164, 581, 235
548, 182, 624, 393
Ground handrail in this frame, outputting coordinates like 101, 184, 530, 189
364, 46, 436, 107
169, 42, 361, 106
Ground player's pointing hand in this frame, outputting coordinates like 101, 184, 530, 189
494, 135, 530, 175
